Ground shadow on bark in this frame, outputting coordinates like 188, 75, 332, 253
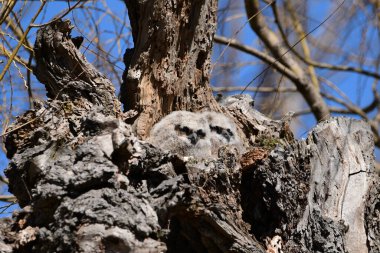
0, 6, 379, 253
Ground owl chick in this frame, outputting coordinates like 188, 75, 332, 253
147, 111, 212, 158
201, 111, 244, 156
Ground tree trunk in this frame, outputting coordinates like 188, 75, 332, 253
0, 2, 379, 253
121, 0, 220, 138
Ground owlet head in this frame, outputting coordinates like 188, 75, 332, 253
147, 111, 211, 158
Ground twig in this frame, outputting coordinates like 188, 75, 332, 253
0, 1, 46, 82
214, 35, 296, 82
0, 175, 9, 185
212, 86, 297, 93
0, 200, 17, 214
272, 1, 320, 90
211, 1, 275, 73
0, 195, 17, 203
0, 0, 16, 25
29, 0, 83, 28
272, 1, 380, 80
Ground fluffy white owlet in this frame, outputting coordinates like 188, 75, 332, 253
201, 111, 244, 156
147, 111, 212, 158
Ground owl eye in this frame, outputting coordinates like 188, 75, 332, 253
174, 125, 193, 137
181, 126, 191, 134
210, 125, 222, 134
196, 129, 206, 138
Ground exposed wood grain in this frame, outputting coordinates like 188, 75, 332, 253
121, 0, 220, 138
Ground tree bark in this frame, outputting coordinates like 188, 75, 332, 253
0, 3, 379, 253
121, 0, 220, 138
33, 20, 121, 118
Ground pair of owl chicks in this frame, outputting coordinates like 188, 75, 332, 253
147, 111, 243, 159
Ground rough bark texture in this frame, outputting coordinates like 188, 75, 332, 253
0, 4, 379, 253
33, 20, 121, 118
2, 88, 378, 252
121, 0, 220, 138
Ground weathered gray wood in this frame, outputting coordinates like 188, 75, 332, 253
366, 176, 380, 253
2, 88, 378, 252
238, 111, 378, 253
33, 19, 121, 117
2, 103, 266, 252
301, 118, 375, 253
0, 5, 378, 253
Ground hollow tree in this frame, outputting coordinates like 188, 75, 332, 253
0, 1, 379, 253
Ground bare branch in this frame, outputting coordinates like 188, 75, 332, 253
272, 1, 320, 89
29, 0, 83, 28
273, 1, 380, 80
0, 175, 8, 185
0, 1, 46, 82
243, 0, 330, 121
0, 195, 16, 203
212, 86, 297, 93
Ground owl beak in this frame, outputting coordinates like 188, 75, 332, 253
222, 130, 231, 142
189, 133, 198, 144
